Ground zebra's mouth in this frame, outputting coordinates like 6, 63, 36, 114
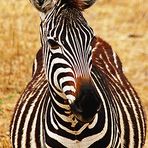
70, 100, 102, 124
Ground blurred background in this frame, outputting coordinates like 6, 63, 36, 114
0, 0, 147, 147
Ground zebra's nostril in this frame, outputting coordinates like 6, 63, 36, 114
70, 102, 83, 114
97, 103, 102, 112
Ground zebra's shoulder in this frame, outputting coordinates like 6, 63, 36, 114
92, 36, 123, 76
32, 48, 44, 77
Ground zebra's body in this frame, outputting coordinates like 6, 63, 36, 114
10, 0, 146, 147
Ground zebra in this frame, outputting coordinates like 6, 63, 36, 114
10, 0, 146, 147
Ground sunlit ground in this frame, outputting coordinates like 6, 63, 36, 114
0, 0, 147, 147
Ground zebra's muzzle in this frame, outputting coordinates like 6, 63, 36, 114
70, 79, 102, 123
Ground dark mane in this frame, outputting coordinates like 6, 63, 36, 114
61, 0, 96, 10
59, 7, 86, 24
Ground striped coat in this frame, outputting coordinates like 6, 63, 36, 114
10, 37, 146, 147
10, 0, 146, 147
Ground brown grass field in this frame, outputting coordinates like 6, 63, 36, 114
0, 0, 147, 147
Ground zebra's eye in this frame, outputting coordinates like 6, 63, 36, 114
48, 39, 60, 49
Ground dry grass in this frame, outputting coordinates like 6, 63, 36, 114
0, 0, 147, 147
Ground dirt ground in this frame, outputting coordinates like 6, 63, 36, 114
0, 0, 147, 147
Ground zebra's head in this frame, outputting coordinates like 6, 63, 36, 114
29, 0, 96, 12
29, 0, 58, 12
41, 0, 101, 123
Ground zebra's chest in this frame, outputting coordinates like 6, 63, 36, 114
40, 99, 121, 148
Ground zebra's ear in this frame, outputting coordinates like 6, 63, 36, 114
29, 0, 58, 13
71, 0, 96, 10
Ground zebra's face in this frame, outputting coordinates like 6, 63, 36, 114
42, 6, 101, 123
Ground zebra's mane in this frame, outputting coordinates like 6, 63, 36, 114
65, 0, 96, 10
58, 7, 87, 25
